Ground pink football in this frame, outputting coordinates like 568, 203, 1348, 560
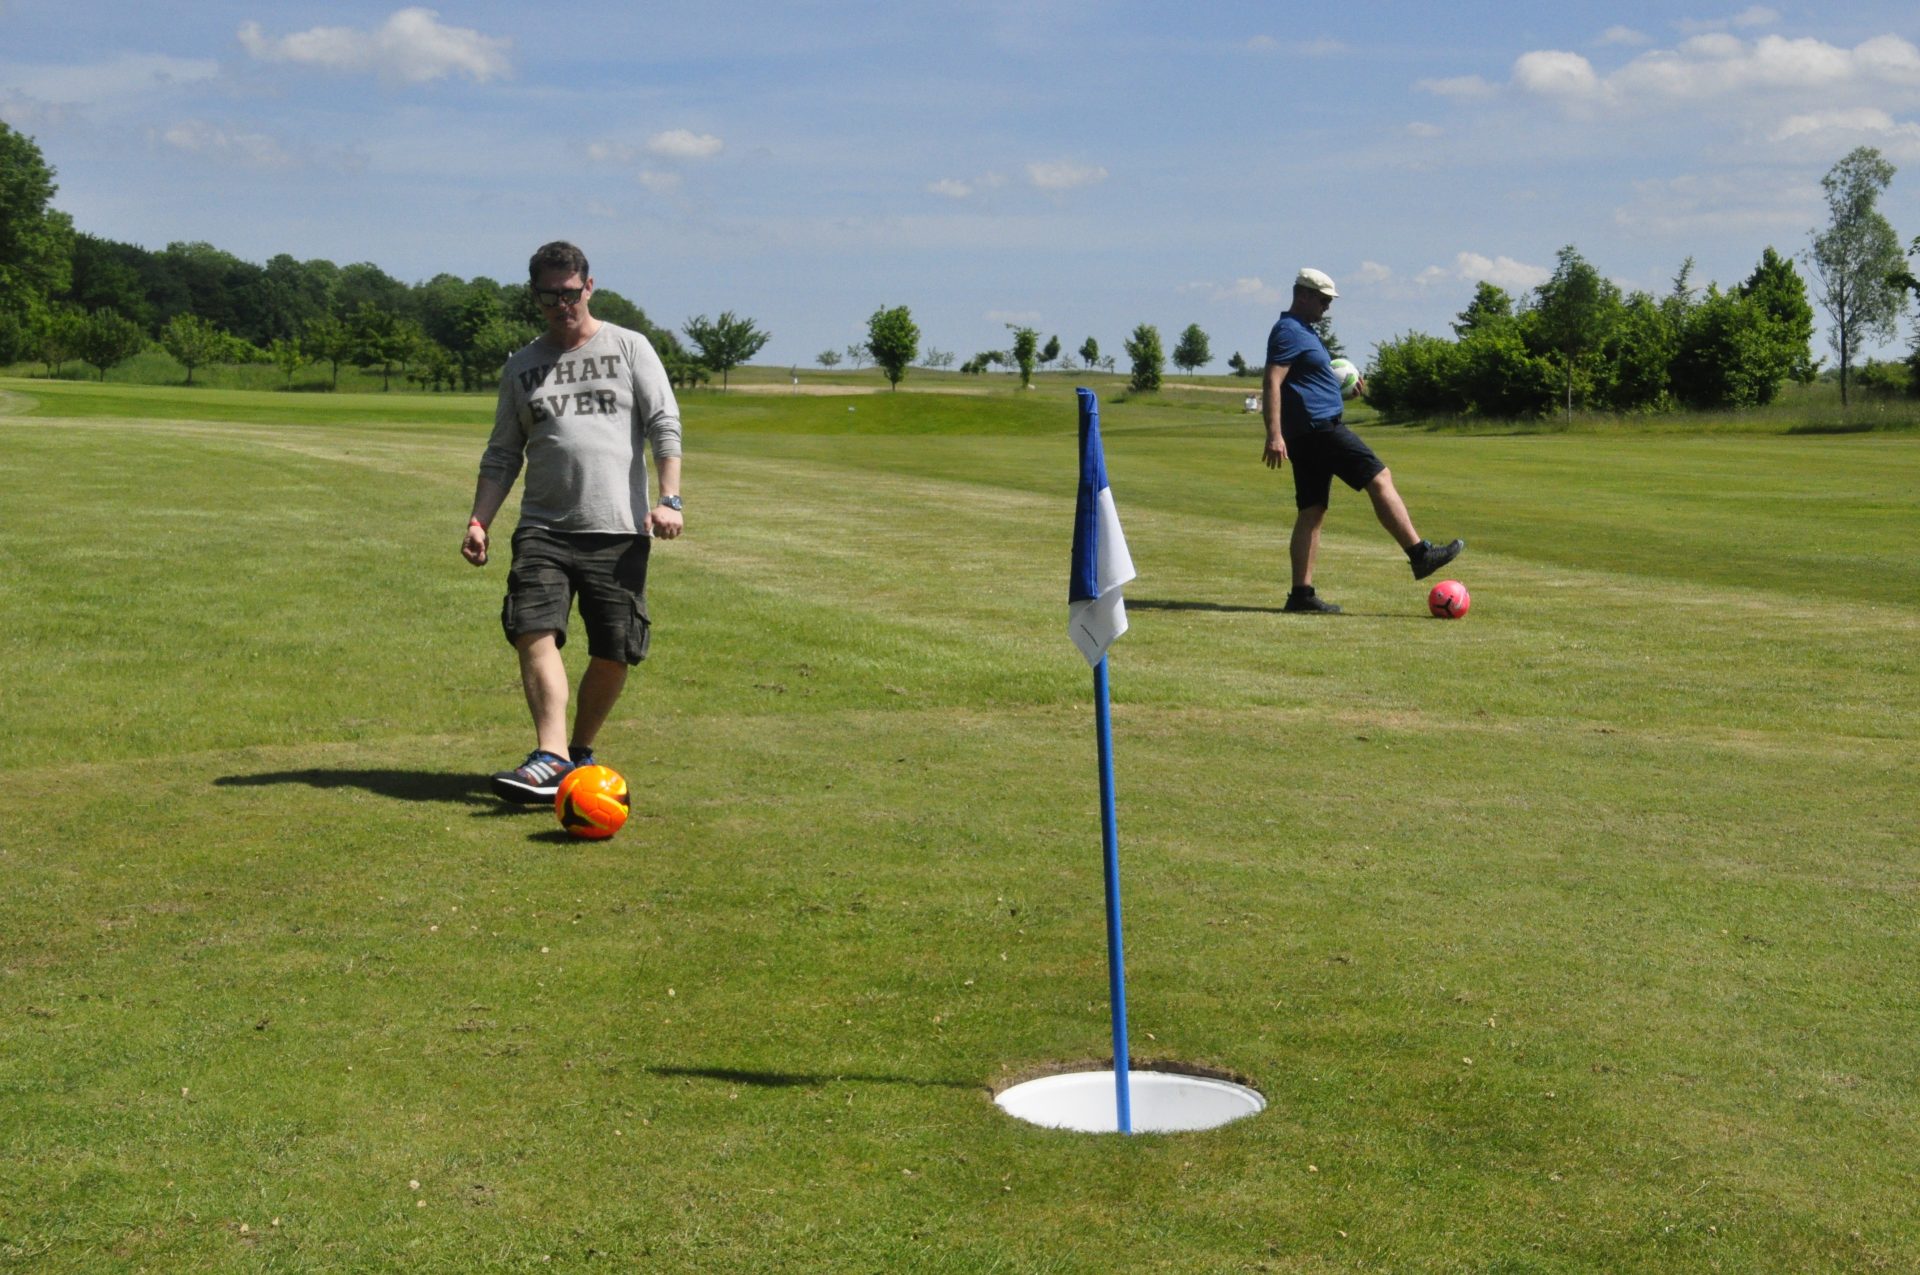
1428, 579, 1470, 619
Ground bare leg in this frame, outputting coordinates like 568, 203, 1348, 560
1365, 469, 1420, 549
570, 657, 629, 754
1290, 505, 1327, 589
514, 631, 571, 757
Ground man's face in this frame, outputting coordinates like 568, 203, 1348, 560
1294, 289, 1333, 322
533, 269, 593, 339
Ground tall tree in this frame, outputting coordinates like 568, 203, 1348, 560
1738, 246, 1817, 385
1078, 336, 1099, 369
1451, 282, 1514, 338
1125, 323, 1163, 393
683, 312, 770, 389
816, 348, 842, 368
302, 315, 355, 390
31, 305, 86, 376
75, 309, 147, 381
160, 313, 233, 385
1809, 147, 1904, 406
865, 305, 920, 390
0, 123, 76, 325
1172, 323, 1212, 377
1040, 334, 1061, 369
1532, 244, 1621, 422
1006, 325, 1039, 388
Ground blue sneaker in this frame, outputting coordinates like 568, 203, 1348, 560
490, 750, 575, 804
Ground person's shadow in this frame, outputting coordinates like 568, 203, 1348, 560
646, 1064, 979, 1092
213, 768, 516, 811
1130, 597, 1430, 620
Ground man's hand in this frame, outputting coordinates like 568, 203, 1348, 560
646, 504, 685, 540
1263, 436, 1288, 469
462, 521, 489, 566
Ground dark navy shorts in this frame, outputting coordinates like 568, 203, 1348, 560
1281, 415, 1386, 510
501, 527, 651, 664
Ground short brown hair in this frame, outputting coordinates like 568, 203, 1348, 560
529, 241, 589, 284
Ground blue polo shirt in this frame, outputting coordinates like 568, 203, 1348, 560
1265, 311, 1344, 430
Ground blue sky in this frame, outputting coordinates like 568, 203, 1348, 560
5, 2, 1919, 370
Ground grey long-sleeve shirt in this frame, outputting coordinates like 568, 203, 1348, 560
479, 322, 682, 534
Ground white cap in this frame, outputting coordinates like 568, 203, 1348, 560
1294, 267, 1339, 298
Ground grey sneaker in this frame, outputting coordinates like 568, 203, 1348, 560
490, 750, 575, 804
1409, 538, 1465, 581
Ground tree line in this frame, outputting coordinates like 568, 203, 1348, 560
1369, 147, 1919, 420
0, 123, 779, 391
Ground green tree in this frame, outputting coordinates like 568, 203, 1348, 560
1809, 147, 1905, 406
683, 311, 770, 389
0, 123, 76, 327
816, 348, 842, 368
865, 305, 920, 390
1597, 292, 1676, 412
1226, 351, 1250, 377
349, 303, 424, 391
1455, 325, 1556, 418
1532, 244, 1621, 421
160, 313, 233, 385
1172, 323, 1211, 377
1079, 336, 1099, 369
1124, 323, 1163, 393
1738, 246, 1817, 386
1451, 282, 1515, 338
1671, 287, 1793, 408
267, 337, 309, 389
1311, 317, 1344, 360
1040, 334, 1061, 369
302, 315, 355, 390
1007, 325, 1039, 388
75, 308, 147, 381
1367, 331, 1466, 420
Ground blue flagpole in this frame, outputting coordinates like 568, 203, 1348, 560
1093, 654, 1133, 1134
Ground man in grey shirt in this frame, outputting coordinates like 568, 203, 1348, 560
462, 241, 684, 802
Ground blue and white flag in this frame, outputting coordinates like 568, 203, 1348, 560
1069, 390, 1136, 667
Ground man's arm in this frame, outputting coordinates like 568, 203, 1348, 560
645, 456, 684, 540
462, 475, 513, 565
1261, 362, 1289, 469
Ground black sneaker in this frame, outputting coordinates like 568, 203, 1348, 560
1409, 538, 1465, 581
490, 750, 575, 804
568, 745, 596, 767
1283, 588, 1343, 614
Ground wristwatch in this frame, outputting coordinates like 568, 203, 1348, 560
659, 495, 683, 511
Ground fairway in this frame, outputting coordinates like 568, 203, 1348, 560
3, 380, 1918, 1272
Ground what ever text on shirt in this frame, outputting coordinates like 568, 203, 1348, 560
518, 354, 627, 424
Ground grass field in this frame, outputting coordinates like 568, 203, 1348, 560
2, 375, 1917, 1272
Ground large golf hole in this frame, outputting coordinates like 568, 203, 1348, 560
994, 1067, 1265, 1134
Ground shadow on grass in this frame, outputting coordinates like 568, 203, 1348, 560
1131, 596, 1430, 620
648, 1064, 980, 1091
214, 768, 504, 808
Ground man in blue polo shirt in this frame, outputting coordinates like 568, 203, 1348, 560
1263, 267, 1463, 614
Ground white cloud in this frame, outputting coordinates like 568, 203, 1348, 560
237, 8, 510, 84
154, 119, 292, 168
1191, 277, 1284, 306
1506, 33, 1920, 111
1610, 171, 1811, 238
1026, 159, 1107, 191
646, 129, 724, 159
637, 169, 683, 193
1418, 252, 1550, 292
1599, 26, 1651, 47
1416, 75, 1498, 100
1769, 108, 1920, 161
928, 178, 973, 199
587, 141, 639, 164
0, 52, 218, 107
1513, 50, 1603, 100
1354, 261, 1394, 285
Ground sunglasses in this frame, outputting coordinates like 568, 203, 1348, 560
534, 285, 585, 307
